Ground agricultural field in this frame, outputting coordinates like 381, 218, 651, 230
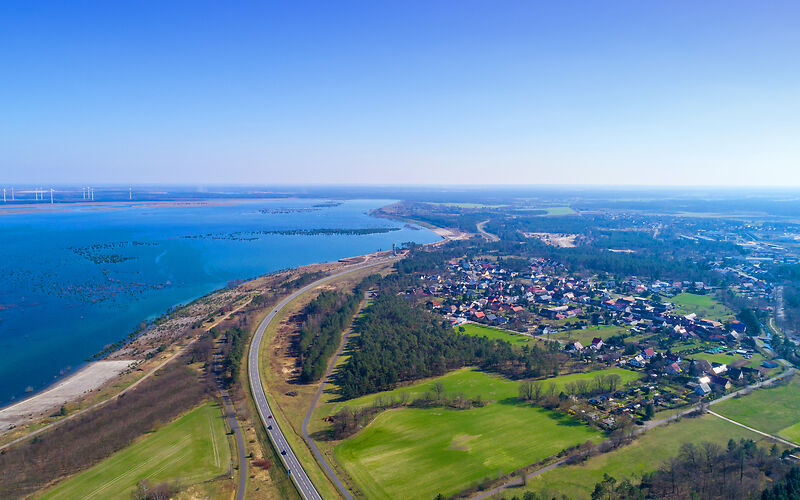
39, 402, 231, 500
713, 375, 800, 442
523, 414, 767, 499
548, 325, 630, 346
670, 293, 735, 321
335, 402, 602, 500
456, 322, 535, 346
330, 368, 641, 498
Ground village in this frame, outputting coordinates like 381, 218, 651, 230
404, 253, 787, 428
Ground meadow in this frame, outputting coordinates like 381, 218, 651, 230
457, 322, 536, 346
713, 375, 800, 442
331, 368, 640, 499
335, 402, 601, 499
38, 402, 231, 500
547, 325, 630, 346
523, 414, 766, 499
670, 293, 735, 321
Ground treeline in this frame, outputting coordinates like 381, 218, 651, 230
518, 373, 622, 405
219, 326, 248, 386
334, 293, 498, 399
297, 276, 378, 383
0, 350, 213, 499
588, 439, 799, 500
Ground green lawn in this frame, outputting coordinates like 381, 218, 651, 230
548, 325, 630, 346
670, 293, 735, 321
335, 402, 602, 500
39, 402, 231, 500
690, 351, 765, 368
524, 414, 766, 499
457, 323, 534, 346
714, 375, 800, 441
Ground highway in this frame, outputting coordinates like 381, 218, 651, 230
247, 258, 394, 500
476, 219, 499, 242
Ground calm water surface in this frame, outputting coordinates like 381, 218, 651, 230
0, 199, 438, 406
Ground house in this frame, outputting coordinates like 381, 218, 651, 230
709, 375, 732, 391
666, 362, 682, 375
729, 320, 747, 333
474, 311, 485, 319
569, 341, 584, 352
694, 383, 712, 396
642, 348, 656, 359
591, 337, 604, 349
711, 364, 728, 375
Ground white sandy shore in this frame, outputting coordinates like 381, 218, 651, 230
0, 360, 133, 430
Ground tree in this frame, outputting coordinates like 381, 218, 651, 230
433, 382, 445, 401
518, 381, 534, 401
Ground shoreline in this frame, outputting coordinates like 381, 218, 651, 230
0, 211, 450, 434
0, 360, 134, 431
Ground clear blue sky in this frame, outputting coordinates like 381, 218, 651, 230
1, 1, 798, 186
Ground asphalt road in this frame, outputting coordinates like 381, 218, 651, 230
476, 219, 500, 242
248, 258, 394, 500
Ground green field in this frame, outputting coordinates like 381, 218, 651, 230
515, 206, 576, 216
670, 293, 735, 321
714, 375, 800, 441
39, 402, 231, 500
330, 367, 640, 414
331, 368, 640, 498
427, 202, 508, 209
524, 414, 766, 499
457, 323, 534, 346
336, 402, 602, 499
548, 325, 630, 346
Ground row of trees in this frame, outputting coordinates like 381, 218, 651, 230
297, 289, 361, 383
518, 373, 622, 403
295, 275, 380, 383
218, 326, 248, 387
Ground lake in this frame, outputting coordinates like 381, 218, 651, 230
0, 198, 439, 406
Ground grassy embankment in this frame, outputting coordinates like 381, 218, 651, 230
521, 413, 769, 499
713, 375, 800, 443
327, 367, 639, 500
38, 402, 231, 500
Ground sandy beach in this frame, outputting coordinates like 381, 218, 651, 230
0, 360, 133, 431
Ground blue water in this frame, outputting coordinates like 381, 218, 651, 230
0, 199, 438, 406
